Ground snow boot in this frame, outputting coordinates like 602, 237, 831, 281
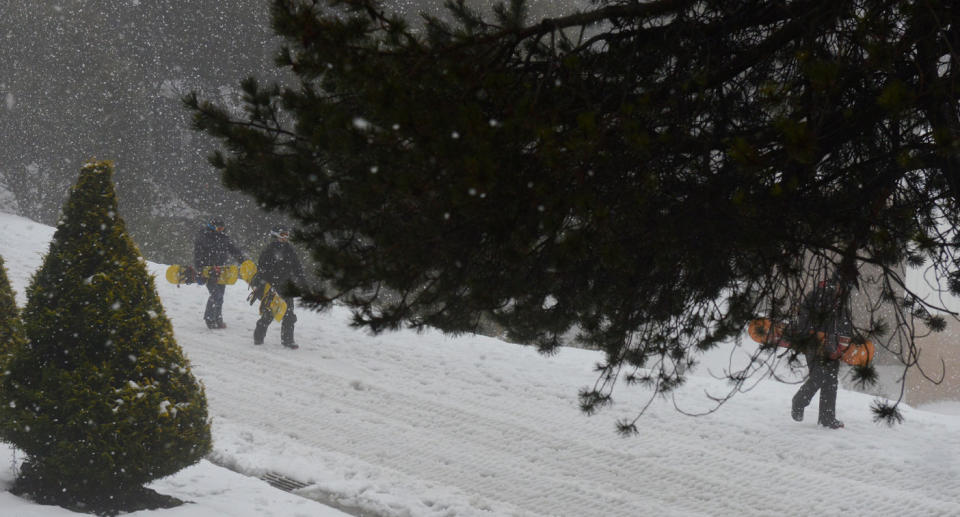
791, 401, 804, 422
254, 319, 269, 345
282, 342, 299, 350
818, 418, 844, 429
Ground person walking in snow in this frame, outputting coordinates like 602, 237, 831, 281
790, 274, 853, 429
252, 227, 307, 349
194, 216, 246, 329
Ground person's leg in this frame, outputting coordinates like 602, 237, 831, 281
817, 357, 842, 427
204, 282, 225, 326
280, 296, 297, 348
253, 305, 272, 344
792, 351, 821, 421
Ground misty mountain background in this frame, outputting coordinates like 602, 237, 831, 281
0, 0, 571, 263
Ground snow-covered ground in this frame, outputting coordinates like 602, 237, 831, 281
1, 210, 959, 516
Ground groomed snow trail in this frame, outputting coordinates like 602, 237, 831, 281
2, 212, 959, 517
154, 278, 960, 517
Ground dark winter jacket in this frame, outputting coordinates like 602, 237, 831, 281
193, 229, 244, 270
796, 282, 854, 357
256, 240, 306, 293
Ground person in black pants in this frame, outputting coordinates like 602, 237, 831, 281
790, 276, 853, 429
194, 216, 245, 329
253, 227, 307, 349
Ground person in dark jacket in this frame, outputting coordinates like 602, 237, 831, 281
194, 216, 246, 329
790, 275, 853, 429
253, 227, 307, 349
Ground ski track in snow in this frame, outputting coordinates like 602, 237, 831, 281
156, 273, 960, 515
2, 212, 960, 517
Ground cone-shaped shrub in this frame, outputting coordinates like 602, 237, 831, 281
0, 161, 211, 511
0, 254, 26, 368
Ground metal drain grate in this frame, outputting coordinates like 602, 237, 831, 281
259, 470, 374, 516
261, 471, 310, 492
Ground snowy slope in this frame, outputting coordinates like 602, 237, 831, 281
1, 211, 959, 517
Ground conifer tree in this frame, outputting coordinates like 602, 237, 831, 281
0, 255, 26, 366
0, 161, 211, 512
187, 0, 960, 427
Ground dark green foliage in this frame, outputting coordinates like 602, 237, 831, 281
871, 399, 905, 426
615, 420, 639, 437
0, 256, 27, 454
850, 363, 880, 391
0, 255, 26, 364
187, 1, 960, 423
0, 161, 211, 512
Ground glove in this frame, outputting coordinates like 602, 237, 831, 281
247, 278, 266, 305
824, 337, 843, 360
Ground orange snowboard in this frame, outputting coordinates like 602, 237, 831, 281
747, 318, 874, 366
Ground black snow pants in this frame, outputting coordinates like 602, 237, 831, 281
793, 351, 840, 423
253, 294, 297, 345
204, 281, 226, 325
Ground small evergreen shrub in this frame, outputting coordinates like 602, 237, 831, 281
0, 254, 26, 373
0, 161, 211, 514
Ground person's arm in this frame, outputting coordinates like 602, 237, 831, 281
834, 303, 855, 337
256, 248, 271, 279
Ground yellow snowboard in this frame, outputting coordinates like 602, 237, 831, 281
165, 260, 257, 286
238, 260, 257, 283
165, 264, 198, 285
261, 282, 288, 322
205, 264, 240, 284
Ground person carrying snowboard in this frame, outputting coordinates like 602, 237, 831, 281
252, 227, 307, 349
789, 274, 854, 429
194, 216, 246, 329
